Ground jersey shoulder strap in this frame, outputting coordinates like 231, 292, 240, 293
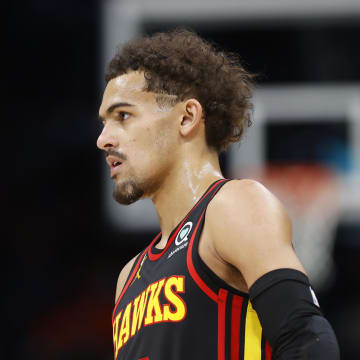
186, 178, 232, 222
186, 178, 250, 301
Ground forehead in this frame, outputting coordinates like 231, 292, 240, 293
100, 71, 155, 112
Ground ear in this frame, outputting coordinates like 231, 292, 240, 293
179, 99, 204, 137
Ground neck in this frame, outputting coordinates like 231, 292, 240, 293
151, 151, 224, 249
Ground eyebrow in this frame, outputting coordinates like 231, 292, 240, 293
99, 102, 135, 122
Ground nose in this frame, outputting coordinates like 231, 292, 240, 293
96, 123, 119, 150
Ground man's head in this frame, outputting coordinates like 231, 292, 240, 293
97, 29, 253, 205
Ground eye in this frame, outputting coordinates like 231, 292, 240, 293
118, 112, 131, 121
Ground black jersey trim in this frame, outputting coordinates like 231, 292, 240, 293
195, 249, 249, 298
147, 179, 227, 261
187, 211, 219, 302
261, 333, 266, 360
238, 297, 249, 360
151, 246, 163, 254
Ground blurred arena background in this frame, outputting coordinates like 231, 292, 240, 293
6, 0, 360, 359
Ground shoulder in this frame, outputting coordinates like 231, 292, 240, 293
205, 179, 304, 287
115, 252, 141, 304
209, 178, 289, 223
206, 178, 292, 252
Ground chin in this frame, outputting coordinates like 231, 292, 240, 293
113, 179, 145, 205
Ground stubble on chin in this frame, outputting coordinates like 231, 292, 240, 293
113, 179, 145, 205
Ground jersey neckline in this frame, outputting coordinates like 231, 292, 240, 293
147, 178, 227, 261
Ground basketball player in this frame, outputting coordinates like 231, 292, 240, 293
97, 29, 339, 359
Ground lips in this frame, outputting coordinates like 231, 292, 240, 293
106, 155, 123, 177
111, 160, 121, 167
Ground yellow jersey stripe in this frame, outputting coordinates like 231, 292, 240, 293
244, 301, 262, 360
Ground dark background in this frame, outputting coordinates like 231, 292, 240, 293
6, 1, 360, 359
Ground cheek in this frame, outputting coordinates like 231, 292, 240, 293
133, 132, 172, 173
128, 132, 157, 164
138, 126, 170, 152
154, 122, 175, 150
128, 120, 175, 168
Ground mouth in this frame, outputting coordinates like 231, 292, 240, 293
106, 155, 124, 177
111, 160, 122, 168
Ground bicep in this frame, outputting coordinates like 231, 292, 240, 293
209, 180, 305, 288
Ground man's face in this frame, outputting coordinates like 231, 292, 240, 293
97, 71, 178, 205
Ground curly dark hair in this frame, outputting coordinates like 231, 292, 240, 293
105, 28, 254, 153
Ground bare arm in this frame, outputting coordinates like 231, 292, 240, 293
206, 179, 305, 288
206, 179, 339, 359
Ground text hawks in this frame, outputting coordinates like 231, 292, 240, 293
113, 275, 186, 356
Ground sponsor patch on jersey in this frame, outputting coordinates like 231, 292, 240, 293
167, 221, 193, 259
175, 221, 193, 246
